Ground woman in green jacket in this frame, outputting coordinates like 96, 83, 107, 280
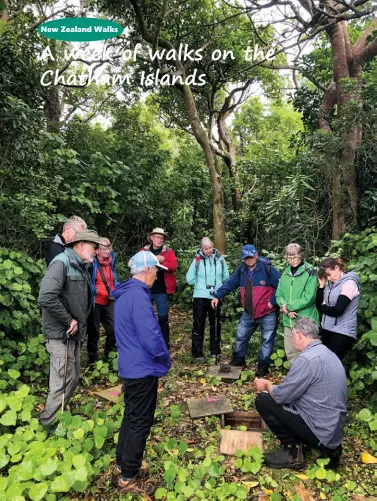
276, 243, 319, 363
186, 237, 229, 362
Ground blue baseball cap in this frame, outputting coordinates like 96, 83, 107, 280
128, 250, 168, 271
241, 245, 257, 259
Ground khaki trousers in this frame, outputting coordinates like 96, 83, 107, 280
284, 326, 300, 363
39, 339, 81, 425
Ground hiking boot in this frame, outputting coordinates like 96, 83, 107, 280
112, 463, 149, 485
117, 475, 157, 496
230, 358, 246, 367
255, 365, 269, 377
264, 445, 305, 470
192, 356, 207, 364
41, 422, 58, 436
319, 444, 342, 469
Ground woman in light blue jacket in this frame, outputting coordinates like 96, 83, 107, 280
186, 237, 229, 362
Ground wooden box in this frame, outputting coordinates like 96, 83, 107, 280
219, 411, 267, 455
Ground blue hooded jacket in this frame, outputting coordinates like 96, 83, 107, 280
112, 279, 171, 379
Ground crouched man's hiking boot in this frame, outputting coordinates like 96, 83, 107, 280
264, 445, 305, 470
117, 475, 157, 497
319, 444, 342, 469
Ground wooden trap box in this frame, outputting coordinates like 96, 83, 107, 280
206, 365, 242, 382
187, 396, 233, 419
219, 411, 267, 455
93, 385, 123, 403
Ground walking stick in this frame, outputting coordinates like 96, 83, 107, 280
214, 303, 232, 373
61, 330, 70, 413
214, 304, 220, 365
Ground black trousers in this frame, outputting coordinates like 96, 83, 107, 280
321, 329, 355, 362
192, 298, 221, 358
116, 376, 158, 479
255, 392, 320, 448
87, 303, 116, 362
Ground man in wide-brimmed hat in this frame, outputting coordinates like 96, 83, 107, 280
142, 227, 177, 349
38, 229, 101, 426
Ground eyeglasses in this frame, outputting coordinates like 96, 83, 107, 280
99, 245, 112, 250
152, 235, 165, 240
286, 255, 300, 260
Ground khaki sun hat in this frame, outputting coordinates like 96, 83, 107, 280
147, 227, 168, 243
67, 229, 101, 246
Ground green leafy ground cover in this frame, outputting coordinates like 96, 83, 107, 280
1, 307, 377, 501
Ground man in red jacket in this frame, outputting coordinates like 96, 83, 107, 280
142, 228, 177, 349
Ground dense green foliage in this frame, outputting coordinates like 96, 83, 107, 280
2, 1, 377, 500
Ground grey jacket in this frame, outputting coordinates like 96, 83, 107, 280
321, 272, 360, 340
272, 340, 347, 448
38, 248, 92, 343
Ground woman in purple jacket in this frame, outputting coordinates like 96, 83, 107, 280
112, 251, 171, 497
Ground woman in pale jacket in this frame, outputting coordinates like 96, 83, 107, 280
186, 237, 229, 362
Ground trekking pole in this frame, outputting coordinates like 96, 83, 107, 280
61, 330, 70, 413
214, 304, 219, 365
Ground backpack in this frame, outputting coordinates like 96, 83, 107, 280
195, 250, 225, 285
258, 256, 271, 280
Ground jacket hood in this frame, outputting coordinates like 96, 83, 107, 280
112, 278, 150, 300
196, 248, 221, 258
53, 234, 65, 245
282, 261, 313, 276
331, 271, 360, 288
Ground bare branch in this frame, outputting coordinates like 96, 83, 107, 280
353, 17, 377, 58
22, 7, 72, 35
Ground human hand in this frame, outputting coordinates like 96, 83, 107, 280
268, 302, 273, 309
281, 305, 288, 315
288, 311, 298, 319
156, 255, 165, 263
211, 298, 219, 309
255, 378, 268, 393
318, 277, 326, 288
67, 319, 78, 335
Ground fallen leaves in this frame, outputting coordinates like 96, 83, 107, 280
242, 480, 259, 489
295, 481, 315, 501
361, 451, 377, 463
294, 473, 309, 480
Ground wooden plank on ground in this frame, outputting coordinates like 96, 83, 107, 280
206, 366, 242, 382
187, 396, 233, 419
219, 429, 264, 455
94, 385, 123, 403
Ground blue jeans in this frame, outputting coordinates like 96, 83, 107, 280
150, 293, 170, 349
232, 311, 278, 367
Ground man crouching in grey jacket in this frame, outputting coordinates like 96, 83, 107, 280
38, 229, 101, 425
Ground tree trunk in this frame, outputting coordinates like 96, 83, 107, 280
224, 156, 242, 213
44, 86, 62, 127
217, 109, 241, 212
181, 84, 226, 252
324, 20, 362, 238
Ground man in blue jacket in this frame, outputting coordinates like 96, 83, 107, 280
212, 245, 281, 376
112, 250, 171, 497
